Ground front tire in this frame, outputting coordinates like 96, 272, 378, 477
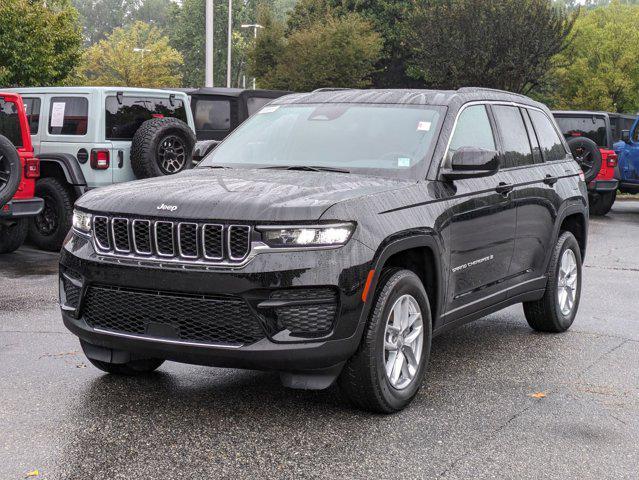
0, 218, 28, 253
339, 269, 432, 413
28, 177, 74, 252
523, 231, 582, 333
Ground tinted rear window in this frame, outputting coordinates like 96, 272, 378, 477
49, 97, 88, 136
0, 99, 22, 147
610, 116, 637, 143
530, 110, 567, 162
492, 105, 534, 168
105, 96, 187, 140
22, 97, 41, 134
246, 97, 273, 116
194, 99, 231, 131
554, 115, 607, 147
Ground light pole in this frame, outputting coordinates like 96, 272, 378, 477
205, 0, 214, 87
241, 23, 263, 90
226, 0, 232, 88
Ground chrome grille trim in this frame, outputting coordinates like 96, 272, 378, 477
91, 216, 254, 267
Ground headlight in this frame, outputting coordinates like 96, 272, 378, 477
258, 223, 354, 248
72, 210, 92, 234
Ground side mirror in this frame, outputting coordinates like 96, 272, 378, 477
621, 130, 631, 143
442, 147, 500, 180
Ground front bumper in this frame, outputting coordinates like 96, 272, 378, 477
588, 179, 618, 193
60, 231, 375, 372
0, 198, 43, 219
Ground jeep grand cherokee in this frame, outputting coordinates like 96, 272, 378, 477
60, 88, 588, 413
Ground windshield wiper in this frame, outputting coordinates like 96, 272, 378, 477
261, 165, 350, 173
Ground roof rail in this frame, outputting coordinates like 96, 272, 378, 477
312, 87, 353, 93
456, 86, 529, 99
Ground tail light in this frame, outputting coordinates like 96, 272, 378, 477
578, 170, 585, 182
606, 152, 618, 168
25, 158, 40, 178
90, 149, 110, 170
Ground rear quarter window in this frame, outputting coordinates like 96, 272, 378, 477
22, 97, 41, 135
0, 99, 22, 147
246, 97, 273, 116
48, 97, 88, 136
194, 99, 231, 131
105, 96, 188, 140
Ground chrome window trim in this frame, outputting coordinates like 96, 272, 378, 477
154, 221, 175, 257
111, 217, 131, 253
202, 223, 224, 260
177, 222, 199, 259
228, 225, 251, 261
93, 215, 111, 251
132, 219, 152, 255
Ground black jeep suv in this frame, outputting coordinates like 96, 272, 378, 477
60, 89, 588, 413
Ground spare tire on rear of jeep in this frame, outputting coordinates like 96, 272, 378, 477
0, 134, 21, 209
131, 117, 196, 179
566, 137, 601, 183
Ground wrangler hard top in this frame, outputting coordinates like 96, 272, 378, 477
61, 88, 588, 413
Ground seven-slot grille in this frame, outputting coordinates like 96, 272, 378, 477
93, 216, 251, 263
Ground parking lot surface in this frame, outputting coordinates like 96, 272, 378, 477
1, 202, 638, 479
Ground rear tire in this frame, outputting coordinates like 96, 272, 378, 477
567, 137, 602, 183
0, 218, 28, 253
338, 269, 432, 413
523, 231, 582, 333
28, 177, 74, 252
589, 191, 616, 216
86, 357, 165, 376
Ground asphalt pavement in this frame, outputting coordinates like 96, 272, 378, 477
1, 202, 638, 479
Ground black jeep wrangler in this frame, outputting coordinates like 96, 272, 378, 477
60, 89, 588, 413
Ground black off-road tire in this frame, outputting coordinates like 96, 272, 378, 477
0, 134, 21, 208
0, 218, 28, 254
338, 269, 432, 413
86, 357, 165, 376
131, 117, 196, 179
567, 137, 602, 183
523, 231, 582, 333
589, 191, 616, 216
28, 177, 74, 252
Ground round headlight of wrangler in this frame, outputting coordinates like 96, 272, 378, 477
258, 223, 354, 248
72, 209, 92, 234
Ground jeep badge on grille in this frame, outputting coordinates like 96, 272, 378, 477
157, 203, 178, 212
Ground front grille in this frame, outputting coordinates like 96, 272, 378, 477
92, 216, 251, 264
271, 288, 337, 335
82, 286, 264, 345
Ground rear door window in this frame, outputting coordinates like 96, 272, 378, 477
246, 97, 273, 116
529, 110, 567, 162
554, 115, 607, 147
492, 105, 534, 168
48, 97, 88, 136
447, 105, 495, 165
22, 97, 41, 134
194, 99, 231, 131
105, 96, 188, 140
0, 99, 23, 147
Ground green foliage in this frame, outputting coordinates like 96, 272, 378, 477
0, 0, 82, 87
547, 2, 639, 112
78, 21, 183, 87
406, 0, 576, 93
248, 4, 286, 81
255, 11, 382, 91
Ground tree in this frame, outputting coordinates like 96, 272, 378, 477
0, 0, 82, 87
406, 0, 576, 93
72, 0, 137, 45
247, 4, 286, 81
256, 12, 382, 91
547, 2, 639, 112
78, 21, 183, 87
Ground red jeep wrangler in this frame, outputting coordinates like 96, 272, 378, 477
0, 92, 42, 253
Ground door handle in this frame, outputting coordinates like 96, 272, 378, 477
495, 182, 513, 196
543, 174, 558, 186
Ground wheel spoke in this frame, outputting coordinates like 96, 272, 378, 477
403, 346, 418, 375
390, 351, 404, 384
404, 325, 422, 345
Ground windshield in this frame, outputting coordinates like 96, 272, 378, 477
199, 103, 443, 177
554, 115, 608, 148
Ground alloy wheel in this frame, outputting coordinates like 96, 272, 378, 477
157, 135, 186, 174
557, 248, 578, 316
383, 294, 424, 390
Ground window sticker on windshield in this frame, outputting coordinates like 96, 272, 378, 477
258, 105, 280, 114
417, 121, 431, 132
398, 157, 411, 168
50, 102, 66, 127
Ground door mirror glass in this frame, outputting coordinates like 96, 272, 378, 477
443, 147, 499, 180
621, 129, 631, 143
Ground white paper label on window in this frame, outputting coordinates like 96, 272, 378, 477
417, 121, 432, 132
398, 157, 411, 168
258, 105, 280, 114
50, 102, 66, 127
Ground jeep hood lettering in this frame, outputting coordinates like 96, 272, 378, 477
76, 169, 413, 221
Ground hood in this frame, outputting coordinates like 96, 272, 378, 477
76, 168, 414, 221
